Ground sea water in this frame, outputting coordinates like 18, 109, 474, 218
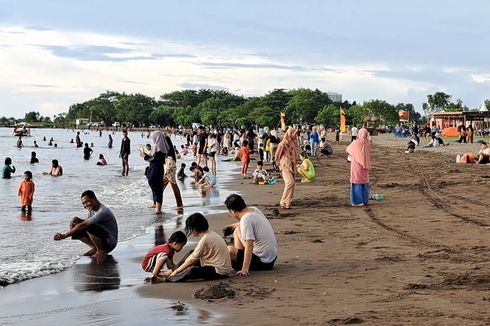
0, 127, 238, 287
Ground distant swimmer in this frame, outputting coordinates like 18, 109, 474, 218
83, 143, 93, 160
17, 136, 24, 148
54, 190, 118, 260
2, 157, 16, 179
97, 154, 108, 166
30, 151, 39, 164
48, 159, 63, 176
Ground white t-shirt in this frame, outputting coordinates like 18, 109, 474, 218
208, 138, 218, 153
351, 127, 358, 137
240, 207, 278, 263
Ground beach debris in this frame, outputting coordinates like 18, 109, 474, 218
169, 301, 187, 315
194, 282, 236, 300
283, 230, 299, 235
311, 239, 324, 243
327, 316, 364, 325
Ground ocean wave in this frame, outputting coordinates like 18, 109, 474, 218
0, 258, 78, 287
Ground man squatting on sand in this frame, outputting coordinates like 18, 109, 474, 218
54, 190, 118, 260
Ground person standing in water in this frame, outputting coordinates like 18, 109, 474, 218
76, 131, 83, 148
18, 171, 35, 213
108, 134, 113, 149
120, 129, 131, 176
2, 157, 16, 179
83, 143, 93, 160
30, 151, 39, 164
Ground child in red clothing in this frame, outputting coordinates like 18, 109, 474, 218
141, 231, 187, 283
241, 139, 250, 177
18, 170, 35, 213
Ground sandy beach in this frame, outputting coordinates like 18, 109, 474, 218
2, 133, 490, 325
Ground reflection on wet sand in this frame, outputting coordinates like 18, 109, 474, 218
72, 255, 120, 292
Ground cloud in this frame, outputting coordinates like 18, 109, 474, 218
178, 82, 227, 90
197, 61, 313, 72
23, 25, 51, 31
16, 83, 57, 88
34, 44, 195, 62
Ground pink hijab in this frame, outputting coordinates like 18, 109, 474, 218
275, 127, 298, 173
346, 128, 371, 169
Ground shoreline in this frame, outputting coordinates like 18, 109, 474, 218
2, 133, 490, 325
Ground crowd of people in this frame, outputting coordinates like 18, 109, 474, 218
8, 118, 488, 289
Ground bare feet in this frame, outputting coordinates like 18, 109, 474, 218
148, 204, 156, 208
91, 251, 107, 261
83, 249, 96, 256
145, 275, 165, 283
158, 270, 173, 277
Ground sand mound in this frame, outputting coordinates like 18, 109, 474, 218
194, 282, 236, 300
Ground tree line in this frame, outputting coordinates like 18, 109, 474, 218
2, 90, 487, 129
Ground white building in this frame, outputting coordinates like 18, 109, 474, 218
327, 92, 342, 103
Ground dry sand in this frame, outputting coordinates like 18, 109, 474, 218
142, 133, 490, 325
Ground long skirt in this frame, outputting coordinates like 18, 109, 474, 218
350, 183, 369, 205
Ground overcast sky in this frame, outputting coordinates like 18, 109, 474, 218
1, 0, 490, 118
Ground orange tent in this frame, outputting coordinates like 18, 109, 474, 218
441, 127, 458, 137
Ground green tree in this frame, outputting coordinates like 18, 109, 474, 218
116, 93, 156, 127
149, 105, 176, 126
427, 92, 451, 112
362, 100, 398, 125
249, 106, 278, 128
261, 89, 292, 118
287, 88, 332, 123
444, 98, 468, 112
197, 97, 225, 127
315, 104, 339, 127
24, 111, 40, 123
346, 105, 368, 126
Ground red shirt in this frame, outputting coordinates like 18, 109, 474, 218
241, 146, 250, 163
141, 243, 174, 270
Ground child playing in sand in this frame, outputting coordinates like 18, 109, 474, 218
241, 139, 250, 177
141, 231, 187, 283
18, 171, 35, 213
177, 163, 187, 180
190, 162, 203, 183
252, 161, 270, 184
197, 166, 217, 189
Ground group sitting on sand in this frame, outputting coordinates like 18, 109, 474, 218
457, 141, 490, 164
141, 194, 277, 283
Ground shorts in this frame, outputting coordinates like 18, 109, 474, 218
478, 155, 490, 164
144, 252, 167, 272
233, 249, 276, 271
164, 157, 177, 184
72, 222, 116, 253
208, 151, 217, 158
198, 146, 206, 155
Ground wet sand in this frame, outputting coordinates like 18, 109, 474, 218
2, 133, 490, 325
142, 134, 490, 325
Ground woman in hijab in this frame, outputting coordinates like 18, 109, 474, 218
275, 127, 298, 209
346, 128, 371, 206
140, 131, 169, 214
